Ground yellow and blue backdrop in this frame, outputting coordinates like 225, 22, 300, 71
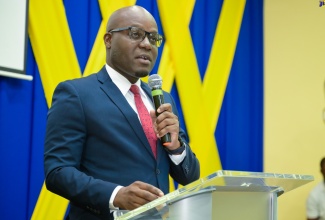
0, 0, 263, 219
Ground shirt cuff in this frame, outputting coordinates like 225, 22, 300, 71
169, 146, 186, 165
109, 185, 123, 210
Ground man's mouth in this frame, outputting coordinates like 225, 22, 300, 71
137, 55, 151, 62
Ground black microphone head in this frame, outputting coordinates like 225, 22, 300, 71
148, 74, 162, 89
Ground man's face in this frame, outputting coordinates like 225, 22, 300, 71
105, 11, 159, 83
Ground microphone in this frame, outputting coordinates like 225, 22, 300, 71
148, 74, 171, 146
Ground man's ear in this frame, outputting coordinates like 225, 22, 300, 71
104, 32, 112, 48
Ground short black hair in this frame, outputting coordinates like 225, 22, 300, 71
321, 157, 325, 168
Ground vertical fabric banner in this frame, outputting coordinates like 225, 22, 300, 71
157, 0, 246, 178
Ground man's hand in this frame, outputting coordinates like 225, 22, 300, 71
150, 103, 181, 150
113, 181, 164, 210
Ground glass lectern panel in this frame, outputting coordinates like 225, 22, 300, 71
114, 170, 314, 220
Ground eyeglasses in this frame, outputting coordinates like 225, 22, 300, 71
109, 26, 163, 47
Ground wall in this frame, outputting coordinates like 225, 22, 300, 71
264, 0, 325, 219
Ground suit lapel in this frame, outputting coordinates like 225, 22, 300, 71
96, 67, 156, 159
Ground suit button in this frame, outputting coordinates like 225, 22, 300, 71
156, 169, 160, 175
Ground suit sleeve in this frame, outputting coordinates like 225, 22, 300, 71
44, 81, 115, 217
164, 92, 200, 185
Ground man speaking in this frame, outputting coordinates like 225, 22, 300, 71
44, 5, 200, 220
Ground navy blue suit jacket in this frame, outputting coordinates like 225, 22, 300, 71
44, 67, 200, 219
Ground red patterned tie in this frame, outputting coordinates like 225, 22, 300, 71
130, 85, 157, 158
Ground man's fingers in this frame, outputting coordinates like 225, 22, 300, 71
137, 181, 164, 197
114, 181, 164, 210
156, 103, 172, 113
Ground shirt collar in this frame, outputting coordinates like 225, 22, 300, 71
105, 64, 141, 96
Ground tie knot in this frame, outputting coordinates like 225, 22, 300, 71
130, 85, 140, 95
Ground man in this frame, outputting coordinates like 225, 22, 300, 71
44, 5, 200, 220
306, 157, 325, 220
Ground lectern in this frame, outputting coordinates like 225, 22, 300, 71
114, 170, 313, 220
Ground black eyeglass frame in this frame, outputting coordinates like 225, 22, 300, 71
108, 26, 164, 47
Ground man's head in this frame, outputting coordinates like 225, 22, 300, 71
104, 6, 161, 83
321, 157, 325, 181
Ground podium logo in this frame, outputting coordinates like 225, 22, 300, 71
320, 0, 325, 7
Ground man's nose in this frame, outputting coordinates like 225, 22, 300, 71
139, 35, 152, 49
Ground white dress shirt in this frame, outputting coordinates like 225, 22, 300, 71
306, 181, 325, 220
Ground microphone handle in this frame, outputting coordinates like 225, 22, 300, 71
152, 89, 171, 145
